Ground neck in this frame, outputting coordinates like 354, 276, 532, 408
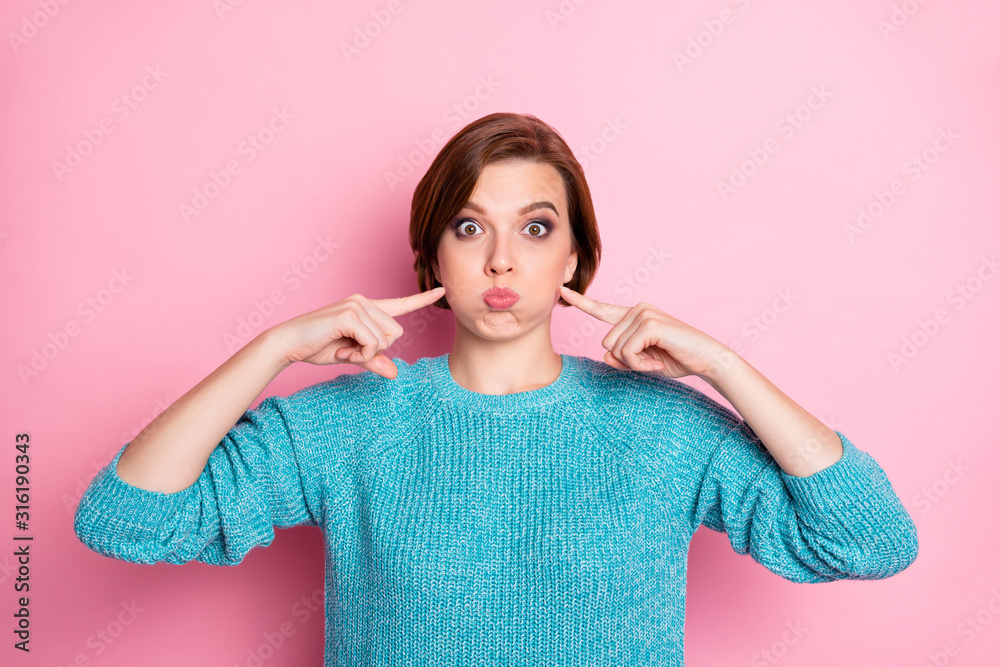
447, 320, 563, 395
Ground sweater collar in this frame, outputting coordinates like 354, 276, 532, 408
425, 353, 581, 411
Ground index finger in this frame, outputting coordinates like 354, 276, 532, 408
371, 286, 446, 318
559, 285, 628, 324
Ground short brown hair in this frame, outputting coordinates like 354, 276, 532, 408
409, 112, 601, 309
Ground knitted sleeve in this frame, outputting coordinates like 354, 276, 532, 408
73, 395, 319, 567
668, 386, 919, 583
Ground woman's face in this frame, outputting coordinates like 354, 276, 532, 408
434, 160, 578, 342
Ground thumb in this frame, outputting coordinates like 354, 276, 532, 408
354, 353, 399, 380
603, 350, 628, 370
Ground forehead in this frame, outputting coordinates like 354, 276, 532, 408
468, 161, 567, 211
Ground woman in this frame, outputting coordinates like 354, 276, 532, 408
75, 113, 919, 665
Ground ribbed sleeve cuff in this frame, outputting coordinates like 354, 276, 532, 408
74, 444, 191, 561
778, 431, 919, 579
779, 432, 891, 517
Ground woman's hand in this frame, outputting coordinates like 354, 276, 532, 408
558, 285, 732, 380
559, 285, 847, 477
267, 287, 446, 380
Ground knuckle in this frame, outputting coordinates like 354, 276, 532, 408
346, 293, 369, 308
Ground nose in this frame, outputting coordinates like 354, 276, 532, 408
486, 234, 515, 275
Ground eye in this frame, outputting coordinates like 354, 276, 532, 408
454, 219, 482, 237
452, 218, 552, 238
524, 220, 551, 237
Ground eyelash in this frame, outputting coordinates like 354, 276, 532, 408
452, 218, 552, 238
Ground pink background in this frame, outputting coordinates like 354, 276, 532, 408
3, 1, 998, 665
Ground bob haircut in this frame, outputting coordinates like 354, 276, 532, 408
409, 112, 601, 310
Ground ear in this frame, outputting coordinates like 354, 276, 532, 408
563, 249, 578, 285
432, 259, 441, 285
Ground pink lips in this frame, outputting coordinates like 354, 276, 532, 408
483, 287, 519, 310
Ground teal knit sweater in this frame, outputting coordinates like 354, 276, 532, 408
74, 353, 918, 665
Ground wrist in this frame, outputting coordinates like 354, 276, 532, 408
698, 342, 746, 391
251, 326, 296, 373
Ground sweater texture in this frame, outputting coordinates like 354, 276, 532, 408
74, 353, 919, 666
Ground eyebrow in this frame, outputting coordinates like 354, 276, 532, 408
464, 200, 560, 216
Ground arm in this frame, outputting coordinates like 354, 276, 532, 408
75, 390, 323, 565
115, 329, 291, 493
631, 375, 919, 583
113, 288, 444, 493
557, 284, 859, 477
675, 399, 919, 582
688, 353, 919, 582
700, 346, 843, 478
74, 289, 445, 564
558, 286, 919, 580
